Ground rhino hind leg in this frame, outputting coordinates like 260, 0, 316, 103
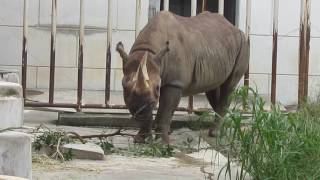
206, 38, 250, 137
154, 86, 182, 144
205, 87, 229, 137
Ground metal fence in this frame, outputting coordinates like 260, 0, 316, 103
21, 0, 311, 111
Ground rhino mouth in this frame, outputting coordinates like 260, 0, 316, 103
131, 101, 156, 121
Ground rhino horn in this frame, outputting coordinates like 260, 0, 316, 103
133, 52, 150, 89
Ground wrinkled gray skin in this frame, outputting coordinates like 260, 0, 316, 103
116, 11, 249, 144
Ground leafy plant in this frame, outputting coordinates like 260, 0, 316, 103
217, 86, 320, 180
128, 138, 174, 158
97, 138, 115, 155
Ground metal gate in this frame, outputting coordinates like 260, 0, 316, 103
21, 0, 311, 111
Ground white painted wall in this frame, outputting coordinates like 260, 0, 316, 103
0, 0, 319, 106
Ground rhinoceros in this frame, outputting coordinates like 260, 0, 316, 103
116, 11, 249, 144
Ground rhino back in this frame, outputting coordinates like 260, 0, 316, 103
131, 11, 245, 95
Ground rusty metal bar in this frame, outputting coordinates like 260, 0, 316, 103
135, 0, 141, 38
49, 0, 57, 104
298, 0, 311, 105
202, 0, 207, 12
219, 0, 224, 15
187, 0, 198, 114
22, 0, 28, 100
271, 0, 279, 104
105, 0, 112, 105
244, 0, 251, 86
163, 0, 169, 11
25, 102, 191, 112
77, 0, 85, 111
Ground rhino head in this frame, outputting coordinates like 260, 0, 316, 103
116, 41, 169, 141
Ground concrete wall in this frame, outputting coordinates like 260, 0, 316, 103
237, 0, 320, 105
0, 0, 319, 105
0, 0, 149, 92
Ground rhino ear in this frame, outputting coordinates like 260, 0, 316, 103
153, 41, 170, 65
116, 41, 128, 66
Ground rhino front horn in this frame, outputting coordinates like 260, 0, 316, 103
133, 52, 150, 89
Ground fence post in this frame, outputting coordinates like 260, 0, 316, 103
49, 0, 57, 104
219, 0, 224, 15
77, 0, 85, 111
22, 0, 28, 100
135, 0, 141, 38
298, 0, 311, 105
163, 0, 169, 11
271, 0, 279, 104
105, 0, 112, 106
244, 0, 251, 87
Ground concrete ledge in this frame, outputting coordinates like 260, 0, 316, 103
0, 131, 32, 180
0, 81, 23, 129
58, 112, 213, 129
0, 69, 20, 84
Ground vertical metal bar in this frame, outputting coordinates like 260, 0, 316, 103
271, 0, 279, 104
49, 0, 57, 104
77, 0, 84, 111
187, 0, 198, 113
219, 0, 224, 15
191, 0, 197, 16
22, 0, 28, 100
202, 0, 207, 12
298, 0, 311, 105
244, 0, 251, 87
163, 0, 169, 11
105, 0, 112, 105
135, 0, 141, 38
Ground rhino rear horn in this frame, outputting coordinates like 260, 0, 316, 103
116, 41, 128, 65
153, 41, 170, 65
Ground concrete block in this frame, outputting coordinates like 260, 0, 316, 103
113, 69, 123, 91
249, 35, 272, 74
276, 75, 298, 105
277, 36, 299, 75
117, 0, 136, 30
0, 27, 22, 66
112, 31, 135, 69
0, 69, 20, 84
249, 73, 271, 95
40, 0, 117, 28
83, 0, 118, 28
0, 0, 39, 26
0, 132, 32, 179
83, 32, 107, 68
278, 0, 300, 36
311, 0, 320, 37
61, 143, 104, 160
0, 81, 23, 129
0, 175, 28, 180
37, 67, 77, 89
28, 28, 78, 67
83, 68, 106, 90
308, 76, 320, 100
309, 38, 320, 76
251, 0, 272, 35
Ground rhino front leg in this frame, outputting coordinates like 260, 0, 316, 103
154, 86, 182, 144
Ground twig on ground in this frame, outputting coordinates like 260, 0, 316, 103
51, 137, 65, 162
68, 129, 135, 139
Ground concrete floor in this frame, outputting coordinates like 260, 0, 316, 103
23, 110, 248, 180
21, 89, 256, 180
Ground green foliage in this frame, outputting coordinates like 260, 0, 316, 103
128, 139, 174, 158
218, 86, 320, 180
33, 130, 74, 161
97, 139, 115, 155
